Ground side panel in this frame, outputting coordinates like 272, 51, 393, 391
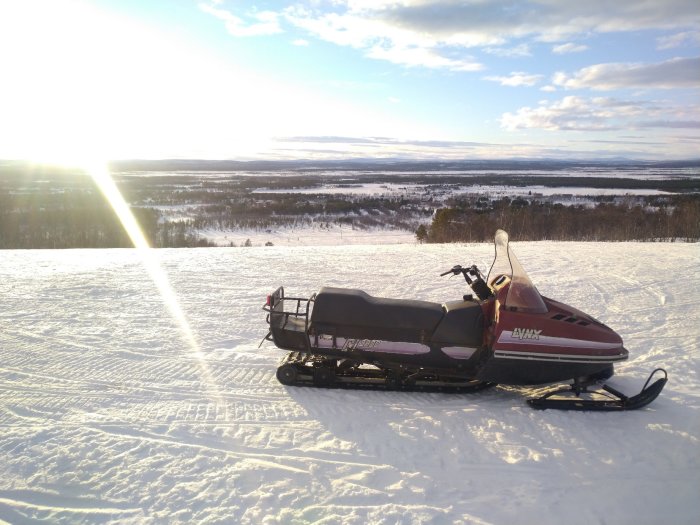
477, 357, 615, 385
479, 296, 627, 384
307, 333, 485, 376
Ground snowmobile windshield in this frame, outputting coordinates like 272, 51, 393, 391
487, 229, 548, 314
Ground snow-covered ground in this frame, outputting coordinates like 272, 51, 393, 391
253, 182, 671, 198
1, 241, 698, 524
200, 225, 416, 247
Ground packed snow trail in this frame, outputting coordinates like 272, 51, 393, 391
0, 242, 698, 524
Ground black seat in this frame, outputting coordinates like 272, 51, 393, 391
311, 287, 444, 342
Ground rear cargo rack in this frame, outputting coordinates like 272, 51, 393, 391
263, 287, 316, 351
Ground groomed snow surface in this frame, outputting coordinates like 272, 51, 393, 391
199, 225, 415, 248
1, 241, 698, 524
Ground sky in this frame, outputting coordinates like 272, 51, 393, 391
0, 0, 699, 161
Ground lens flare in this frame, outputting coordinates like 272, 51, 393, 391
87, 161, 223, 402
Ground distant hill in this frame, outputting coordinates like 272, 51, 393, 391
2, 158, 699, 174
106, 158, 700, 173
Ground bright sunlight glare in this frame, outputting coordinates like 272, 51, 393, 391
84, 160, 224, 404
0, 0, 433, 161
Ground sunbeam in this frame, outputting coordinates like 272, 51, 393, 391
86, 161, 224, 403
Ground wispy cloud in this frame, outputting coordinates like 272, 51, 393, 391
553, 57, 700, 90
656, 31, 700, 49
569, 138, 666, 146
367, 44, 482, 71
277, 136, 494, 148
552, 42, 588, 54
269, 134, 688, 160
352, 0, 700, 43
198, 2, 281, 37
501, 96, 700, 131
483, 43, 531, 58
200, 1, 700, 72
484, 71, 543, 87
637, 120, 700, 129
284, 5, 483, 71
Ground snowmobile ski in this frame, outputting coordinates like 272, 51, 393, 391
527, 368, 668, 411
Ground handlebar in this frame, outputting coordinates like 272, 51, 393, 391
440, 264, 479, 278
440, 265, 463, 277
440, 264, 494, 301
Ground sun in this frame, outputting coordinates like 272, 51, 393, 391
0, 0, 281, 161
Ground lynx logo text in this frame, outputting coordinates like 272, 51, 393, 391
511, 328, 542, 340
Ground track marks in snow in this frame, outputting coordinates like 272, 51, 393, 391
0, 243, 698, 524
84, 424, 312, 475
0, 490, 140, 519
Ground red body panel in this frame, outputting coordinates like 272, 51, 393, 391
489, 285, 628, 363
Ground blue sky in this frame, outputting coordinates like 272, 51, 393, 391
0, 0, 698, 161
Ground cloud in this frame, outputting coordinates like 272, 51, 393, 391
552, 42, 588, 54
292, 38, 309, 46
553, 57, 700, 90
500, 96, 700, 132
638, 120, 700, 129
339, 0, 700, 46
199, 2, 281, 37
358, 0, 694, 42
484, 72, 543, 87
200, 1, 700, 72
269, 134, 698, 160
277, 136, 493, 148
269, 135, 509, 160
570, 139, 666, 146
367, 44, 482, 71
483, 43, 532, 58
278, 136, 380, 145
656, 31, 700, 49
284, 6, 483, 71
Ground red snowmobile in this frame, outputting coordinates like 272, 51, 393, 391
262, 229, 667, 410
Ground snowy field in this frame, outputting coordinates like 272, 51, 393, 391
253, 182, 670, 198
199, 225, 416, 248
1, 241, 699, 524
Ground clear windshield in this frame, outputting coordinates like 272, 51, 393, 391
487, 229, 547, 313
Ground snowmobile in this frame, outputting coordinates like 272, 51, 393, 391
262, 229, 667, 411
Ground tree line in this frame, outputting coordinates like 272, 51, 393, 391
0, 189, 213, 249
418, 196, 700, 243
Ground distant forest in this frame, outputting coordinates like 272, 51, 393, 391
418, 196, 700, 243
0, 169, 214, 248
1, 162, 699, 248
0, 193, 214, 249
